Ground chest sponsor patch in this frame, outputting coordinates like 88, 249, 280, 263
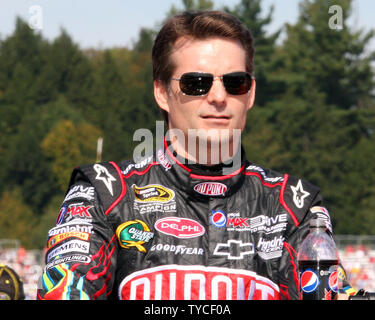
118, 264, 280, 300
154, 217, 205, 239
213, 240, 255, 260
193, 182, 227, 196
116, 220, 154, 253
133, 184, 175, 203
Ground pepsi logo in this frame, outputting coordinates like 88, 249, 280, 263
56, 205, 67, 224
300, 270, 319, 293
210, 210, 227, 228
155, 217, 205, 239
193, 182, 227, 196
328, 271, 338, 292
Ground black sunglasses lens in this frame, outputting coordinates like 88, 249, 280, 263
179, 73, 213, 96
223, 72, 252, 95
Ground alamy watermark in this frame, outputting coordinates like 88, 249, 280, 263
28, 5, 43, 30
133, 121, 242, 174
328, 5, 343, 30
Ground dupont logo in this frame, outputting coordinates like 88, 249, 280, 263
155, 217, 205, 239
193, 182, 227, 196
119, 264, 280, 300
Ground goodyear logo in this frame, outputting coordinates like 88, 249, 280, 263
116, 220, 154, 253
132, 184, 174, 203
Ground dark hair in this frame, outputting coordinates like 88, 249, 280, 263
152, 10, 255, 123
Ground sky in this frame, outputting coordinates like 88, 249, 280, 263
0, 0, 374, 50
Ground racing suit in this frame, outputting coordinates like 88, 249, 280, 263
37, 140, 349, 300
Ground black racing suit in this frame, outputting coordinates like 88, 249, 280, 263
37, 142, 349, 300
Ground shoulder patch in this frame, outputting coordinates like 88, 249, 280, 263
280, 175, 321, 226
245, 164, 284, 184
70, 161, 126, 215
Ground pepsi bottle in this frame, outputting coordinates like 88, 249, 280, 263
297, 218, 339, 300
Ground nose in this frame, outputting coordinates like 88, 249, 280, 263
206, 77, 227, 106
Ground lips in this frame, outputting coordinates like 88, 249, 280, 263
201, 115, 231, 120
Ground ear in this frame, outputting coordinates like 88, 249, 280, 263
246, 78, 256, 111
154, 80, 170, 113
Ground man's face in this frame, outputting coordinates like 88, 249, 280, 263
154, 37, 256, 156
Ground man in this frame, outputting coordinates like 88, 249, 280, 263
37, 10, 354, 300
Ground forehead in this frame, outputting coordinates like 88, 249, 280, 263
170, 37, 247, 74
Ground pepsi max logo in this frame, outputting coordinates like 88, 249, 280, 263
300, 270, 319, 293
56, 205, 67, 225
210, 210, 227, 228
328, 271, 338, 293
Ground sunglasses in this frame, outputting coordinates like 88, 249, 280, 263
171, 72, 253, 96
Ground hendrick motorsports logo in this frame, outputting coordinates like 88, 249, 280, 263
116, 220, 154, 253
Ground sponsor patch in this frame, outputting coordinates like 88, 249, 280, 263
48, 221, 93, 237
248, 214, 288, 234
151, 243, 204, 255
257, 236, 285, 260
133, 201, 177, 214
157, 150, 172, 171
116, 220, 154, 253
47, 231, 91, 249
119, 265, 280, 300
47, 239, 90, 262
290, 180, 310, 209
133, 184, 175, 203
56, 205, 68, 225
122, 156, 153, 176
57, 203, 93, 225
193, 182, 227, 196
45, 254, 91, 270
213, 240, 255, 260
64, 185, 95, 202
94, 164, 116, 196
210, 210, 227, 228
155, 217, 205, 239
246, 165, 284, 183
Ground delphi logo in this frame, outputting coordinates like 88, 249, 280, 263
154, 217, 205, 239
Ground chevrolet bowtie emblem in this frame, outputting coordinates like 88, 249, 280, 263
213, 240, 255, 260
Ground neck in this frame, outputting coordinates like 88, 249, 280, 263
167, 133, 240, 166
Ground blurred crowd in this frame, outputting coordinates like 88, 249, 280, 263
0, 245, 43, 300
1, 241, 375, 299
339, 245, 375, 291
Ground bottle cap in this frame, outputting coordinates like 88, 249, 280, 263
309, 218, 326, 229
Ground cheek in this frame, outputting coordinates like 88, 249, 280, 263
167, 101, 195, 130
231, 100, 251, 128
168, 94, 201, 123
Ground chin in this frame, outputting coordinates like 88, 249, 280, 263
188, 128, 240, 148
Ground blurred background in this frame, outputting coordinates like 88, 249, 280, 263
0, 0, 374, 299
